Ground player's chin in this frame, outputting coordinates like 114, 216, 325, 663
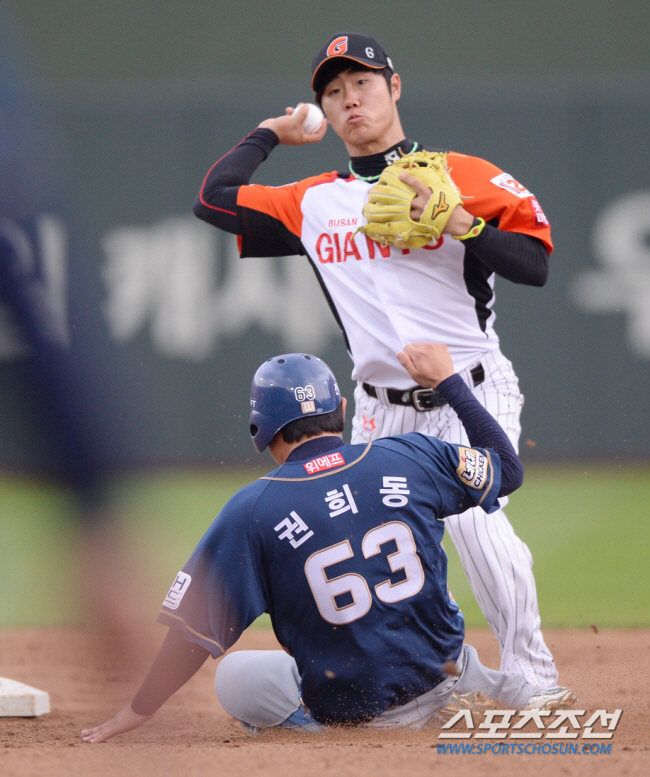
345, 118, 368, 134
344, 123, 376, 146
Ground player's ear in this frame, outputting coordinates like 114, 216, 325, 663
390, 73, 401, 101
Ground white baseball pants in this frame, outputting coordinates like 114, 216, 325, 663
214, 644, 536, 731
350, 348, 558, 689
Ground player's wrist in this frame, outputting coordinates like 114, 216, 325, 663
435, 373, 463, 396
439, 205, 473, 237
451, 216, 486, 241
257, 118, 282, 140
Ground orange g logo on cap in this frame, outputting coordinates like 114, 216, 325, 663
311, 32, 393, 93
326, 36, 348, 57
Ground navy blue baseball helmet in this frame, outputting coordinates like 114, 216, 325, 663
249, 353, 341, 452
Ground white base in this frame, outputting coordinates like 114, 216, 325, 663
0, 677, 50, 716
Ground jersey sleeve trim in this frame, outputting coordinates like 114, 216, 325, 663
158, 610, 226, 655
260, 441, 372, 481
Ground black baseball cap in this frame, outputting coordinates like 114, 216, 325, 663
311, 32, 394, 93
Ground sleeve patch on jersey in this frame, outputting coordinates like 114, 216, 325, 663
456, 447, 490, 490
530, 198, 550, 225
490, 173, 532, 199
162, 571, 192, 610
304, 451, 346, 475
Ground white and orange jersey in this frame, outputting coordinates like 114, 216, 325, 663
206, 148, 552, 388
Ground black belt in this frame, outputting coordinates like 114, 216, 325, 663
362, 363, 485, 412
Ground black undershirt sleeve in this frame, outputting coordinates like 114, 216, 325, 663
462, 224, 549, 287
192, 128, 279, 234
130, 627, 212, 716
436, 374, 524, 497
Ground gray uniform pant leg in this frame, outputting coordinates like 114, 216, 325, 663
215, 649, 302, 728
215, 645, 536, 731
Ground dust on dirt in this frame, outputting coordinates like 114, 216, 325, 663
1, 626, 648, 777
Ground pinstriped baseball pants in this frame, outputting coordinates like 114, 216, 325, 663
351, 348, 558, 689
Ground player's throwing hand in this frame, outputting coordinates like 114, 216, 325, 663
258, 103, 327, 145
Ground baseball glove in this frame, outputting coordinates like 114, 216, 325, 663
359, 151, 462, 249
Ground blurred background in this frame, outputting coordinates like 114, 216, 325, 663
1, 1, 649, 631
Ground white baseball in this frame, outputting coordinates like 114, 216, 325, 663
297, 102, 324, 134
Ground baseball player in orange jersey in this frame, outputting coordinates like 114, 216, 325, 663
193, 32, 573, 708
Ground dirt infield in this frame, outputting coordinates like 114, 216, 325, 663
1, 626, 648, 777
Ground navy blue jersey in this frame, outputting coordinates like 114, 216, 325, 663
159, 433, 502, 724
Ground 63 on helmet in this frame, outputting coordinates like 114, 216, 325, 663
249, 353, 341, 452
